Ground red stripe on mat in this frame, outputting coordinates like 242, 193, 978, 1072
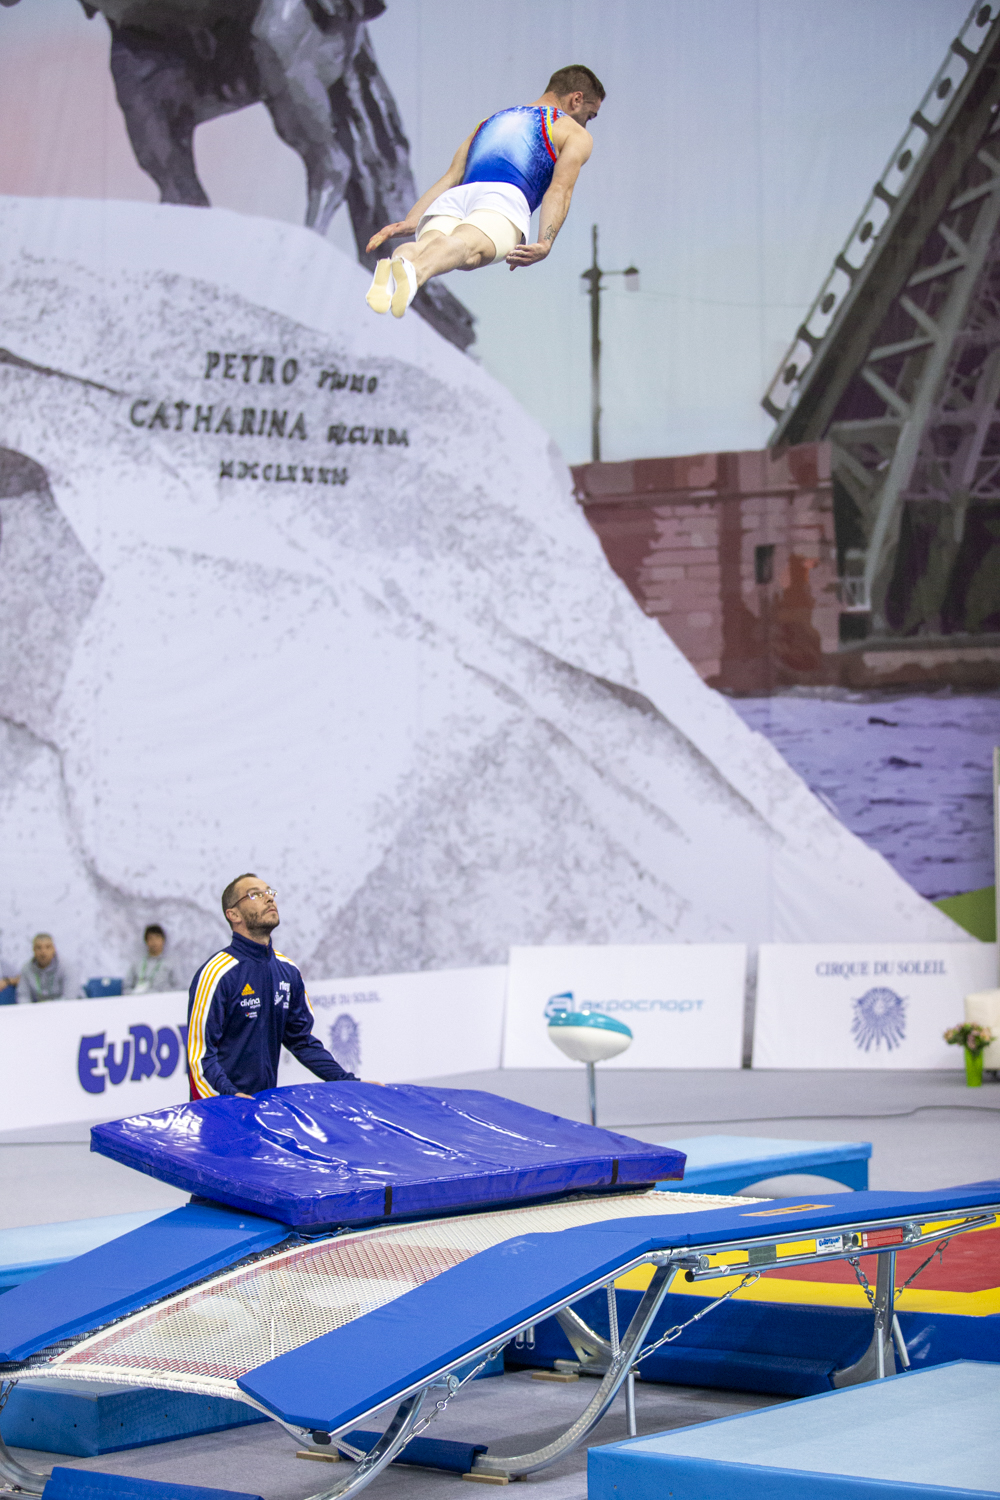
766, 1226, 1000, 1294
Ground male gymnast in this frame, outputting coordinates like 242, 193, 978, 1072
364, 64, 604, 318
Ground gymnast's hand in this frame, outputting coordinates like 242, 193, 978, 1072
506, 240, 551, 270
366, 221, 416, 254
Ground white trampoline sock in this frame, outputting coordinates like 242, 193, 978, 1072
390, 258, 418, 319
365, 259, 393, 315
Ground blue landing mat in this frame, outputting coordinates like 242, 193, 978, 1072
3, 1379, 267, 1456
44, 1469, 264, 1500
91, 1083, 684, 1228
588, 1362, 1000, 1500
657, 1135, 871, 1194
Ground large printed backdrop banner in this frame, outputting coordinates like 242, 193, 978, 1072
502, 944, 747, 1070
753, 943, 998, 1070
0, 2, 988, 1001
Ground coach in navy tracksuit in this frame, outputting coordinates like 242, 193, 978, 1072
188, 872, 358, 1098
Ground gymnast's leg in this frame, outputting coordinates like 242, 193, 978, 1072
366, 222, 497, 317
390, 224, 496, 316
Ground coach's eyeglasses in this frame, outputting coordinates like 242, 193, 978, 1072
236, 887, 277, 904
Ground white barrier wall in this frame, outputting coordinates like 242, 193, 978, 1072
502, 945, 747, 1070
0, 991, 191, 1132
277, 966, 506, 1087
0, 965, 507, 1133
753, 942, 998, 1069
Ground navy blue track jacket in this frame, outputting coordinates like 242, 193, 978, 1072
187, 931, 357, 1097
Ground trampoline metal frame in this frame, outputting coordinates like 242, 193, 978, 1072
0, 1203, 995, 1499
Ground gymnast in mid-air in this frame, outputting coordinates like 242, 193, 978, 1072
365, 64, 604, 318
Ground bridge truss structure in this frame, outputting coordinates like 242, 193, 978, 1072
764, 1, 1000, 641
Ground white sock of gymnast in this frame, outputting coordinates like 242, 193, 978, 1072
390, 258, 418, 319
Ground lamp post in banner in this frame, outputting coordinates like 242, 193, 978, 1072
580, 224, 639, 462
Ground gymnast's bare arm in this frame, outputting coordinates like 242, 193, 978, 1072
506, 116, 594, 270
366, 134, 475, 255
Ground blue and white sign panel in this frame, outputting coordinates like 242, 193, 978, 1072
502, 945, 747, 1070
753, 942, 998, 1069
0, 991, 191, 1132
0, 966, 506, 1132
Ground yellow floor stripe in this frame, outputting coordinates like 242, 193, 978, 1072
614, 1264, 1000, 1316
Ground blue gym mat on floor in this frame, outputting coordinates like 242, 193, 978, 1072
43, 1469, 264, 1500
656, 1135, 871, 1194
90, 1083, 685, 1227
588, 1361, 1000, 1499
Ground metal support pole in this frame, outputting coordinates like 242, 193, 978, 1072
625, 1372, 637, 1437
892, 1315, 911, 1370
587, 1060, 597, 1126
589, 223, 602, 463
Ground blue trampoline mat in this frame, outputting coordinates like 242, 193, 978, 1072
90, 1083, 684, 1228
589, 1361, 1000, 1499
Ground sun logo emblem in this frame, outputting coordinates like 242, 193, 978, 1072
851, 987, 907, 1052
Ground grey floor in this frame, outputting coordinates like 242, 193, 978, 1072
3, 1068, 999, 1498
10, 1371, 784, 1500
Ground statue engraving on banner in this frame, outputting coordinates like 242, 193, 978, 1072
0, 0, 474, 351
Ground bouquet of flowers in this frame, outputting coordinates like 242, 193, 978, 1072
943, 1022, 995, 1054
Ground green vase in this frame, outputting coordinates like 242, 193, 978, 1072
964, 1048, 984, 1087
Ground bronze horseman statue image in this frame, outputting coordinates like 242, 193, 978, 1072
0, 0, 474, 350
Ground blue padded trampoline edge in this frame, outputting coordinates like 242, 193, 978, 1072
0, 1205, 290, 1364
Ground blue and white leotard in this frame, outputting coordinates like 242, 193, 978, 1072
462, 106, 563, 213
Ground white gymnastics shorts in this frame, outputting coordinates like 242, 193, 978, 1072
416, 182, 530, 264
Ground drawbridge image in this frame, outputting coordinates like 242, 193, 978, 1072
764, 1, 1000, 646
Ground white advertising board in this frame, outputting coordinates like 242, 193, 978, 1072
0, 965, 506, 1133
0, 991, 190, 1132
278, 966, 507, 1086
753, 942, 998, 1069
502, 945, 747, 1070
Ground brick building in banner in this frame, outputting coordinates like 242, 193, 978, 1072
572, 443, 1000, 694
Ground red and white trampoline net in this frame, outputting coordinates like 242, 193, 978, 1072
30, 1189, 754, 1401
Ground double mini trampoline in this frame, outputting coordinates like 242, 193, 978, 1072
0, 1083, 996, 1498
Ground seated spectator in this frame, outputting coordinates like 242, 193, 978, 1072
17, 933, 66, 1003
125, 924, 177, 994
